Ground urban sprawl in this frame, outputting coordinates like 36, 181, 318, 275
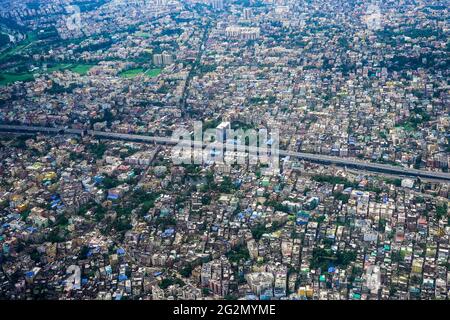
0, 0, 449, 300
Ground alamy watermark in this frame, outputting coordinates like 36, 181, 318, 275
171, 121, 279, 174
364, 2, 382, 31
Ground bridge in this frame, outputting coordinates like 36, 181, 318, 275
1, 124, 449, 182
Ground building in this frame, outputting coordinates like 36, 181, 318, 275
225, 27, 260, 40
245, 272, 274, 296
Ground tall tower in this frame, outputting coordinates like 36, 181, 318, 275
211, 0, 224, 11
243, 8, 252, 20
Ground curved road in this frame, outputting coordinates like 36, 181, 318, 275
1, 124, 449, 182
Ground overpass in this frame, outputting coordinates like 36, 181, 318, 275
1, 124, 449, 182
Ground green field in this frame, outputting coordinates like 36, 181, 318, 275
46, 63, 73, 73
119, 68, 145, 78
45, 63, 94, 75
134, 32, 151, 39
145, 68, 162, 77
119, 68, 162, 79
0, 63, 95, 86
0, 73, 34, 86
69, 64, 95, 75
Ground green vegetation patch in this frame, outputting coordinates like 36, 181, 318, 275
251, 222, 284, 240
0, 31, 38, 62
0, 73, 34, 86
0, 33, 10, 48
0, 63, 94, 86
226, 244, 250, 263
119, 68, 145, 78
145, 68, 162, 77
310, 248, 357, 271
70, 64, 95, 75
47, 63, 94, 75
312, 175, 358, 189
134, 32, 151, 38
119, 68, 161, 78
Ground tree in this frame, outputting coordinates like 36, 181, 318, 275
312, 175, 358, 189
180, 265, 193, 278
79, 245, 90, 260
47, 228, 66, 243
251, 224, 267, 241
154, 216, 177, 230
113, 217, 132, 232
391, 251, 405, 264
30, 249, 41, 263
160, 277, 185, 289
219, 176, 235, 193
94, 205, 106, 222
160, 278, 174, 289
333, 192, 350, 204
201, 195, 212, 205
101, 176, 119, 189
88, 143, 107, 159
266, 200, 290, 213
310, 248, 357, 271
436, 203, 448, 220
226, 244, 250, 263
202, 288, 211, 296
0, 33, 10, 47
251, 222, 283, 240
55, 215, 69, 226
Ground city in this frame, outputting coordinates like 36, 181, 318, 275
0, 0, 449, 303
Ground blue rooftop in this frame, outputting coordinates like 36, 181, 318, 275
25, 271, 34, 278
118, 274, 128, 281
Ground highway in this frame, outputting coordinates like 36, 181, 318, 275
1, 124, 450, 182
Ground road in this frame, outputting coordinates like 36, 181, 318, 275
1, 124, 450, 182
179, 18, 211, 115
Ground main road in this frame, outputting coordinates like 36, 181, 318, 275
1, 124, 450, 182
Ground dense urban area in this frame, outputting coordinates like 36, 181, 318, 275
0, 0, 449, 300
